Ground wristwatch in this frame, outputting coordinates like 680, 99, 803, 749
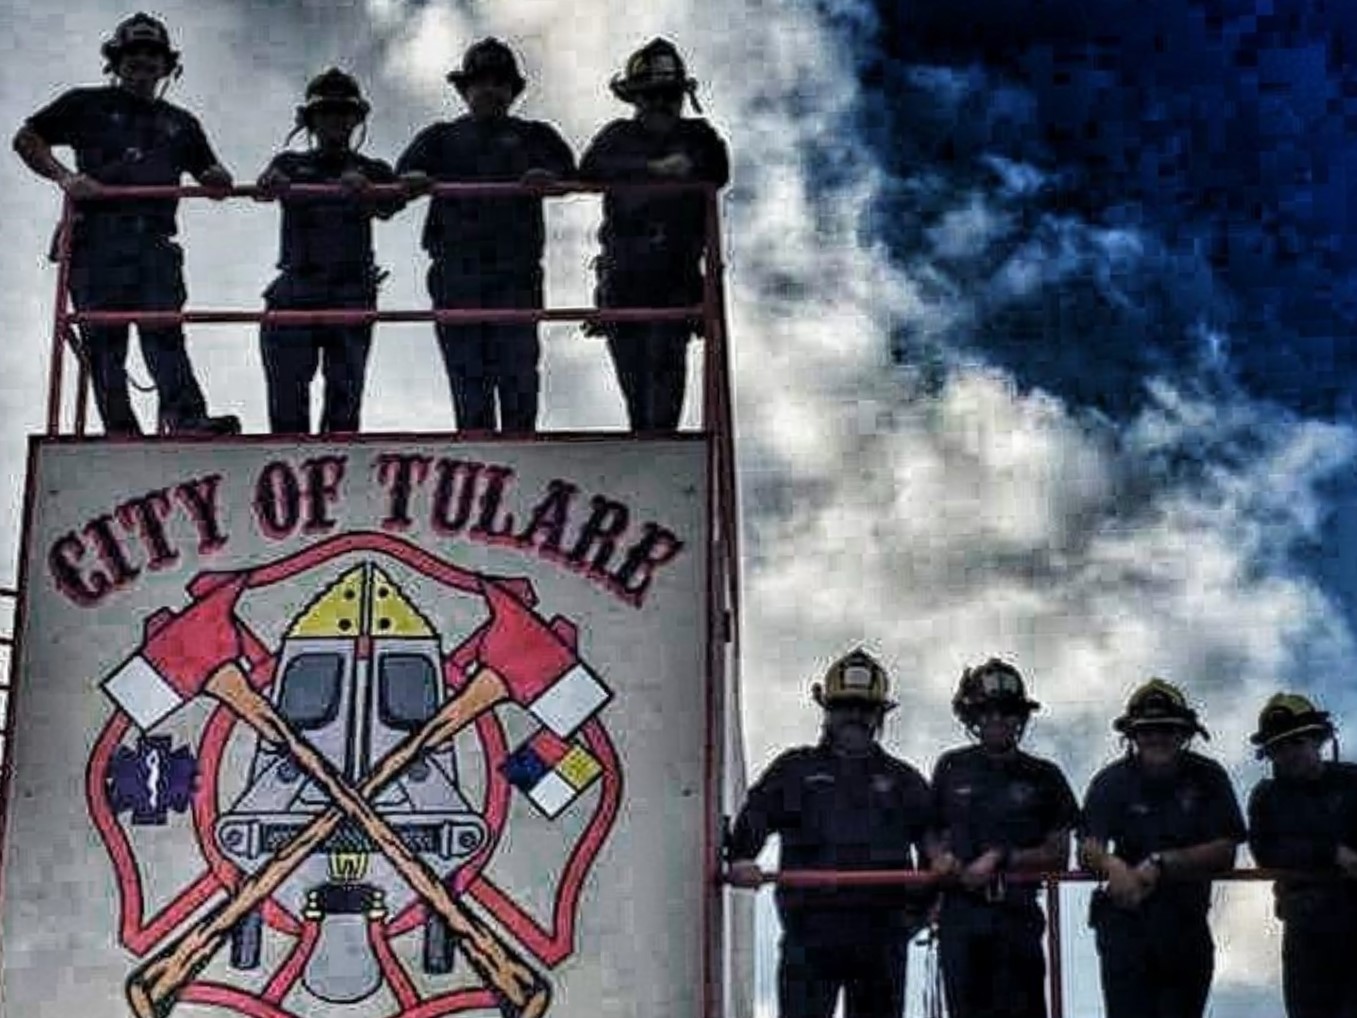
1147, 851, 1166, 874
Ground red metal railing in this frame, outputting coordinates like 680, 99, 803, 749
731, 866, 1309, 1017
43, 181, 745, 1017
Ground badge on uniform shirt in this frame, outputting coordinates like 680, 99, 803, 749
951, 784, 974, 799
872, 775, 895, 795
1008, 782, 1035, 807
805, 772, 835, 785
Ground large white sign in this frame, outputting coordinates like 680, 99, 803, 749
1, 437, 712, 1018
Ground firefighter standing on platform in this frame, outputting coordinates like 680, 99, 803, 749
12, 12, 239, 437
255, 69, 404, 435
395, 38, 575, 433
1079, 679, 1246, 1018
928, 658, 1078, 1018
581, 39, 729, 431
1247, 693, 1357, 1018
725, 650, 934, 1018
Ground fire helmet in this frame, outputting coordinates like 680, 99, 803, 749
952, 658, 1041, 726
446, 38, 526, 98
610, 38, 701, 109
102, 12, 180, 75
812, 649, 896, 712
1113, 678, 1209, 740
1250, 692, 1334, 757
296, 68, 371, 127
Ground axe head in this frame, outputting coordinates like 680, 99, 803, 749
102, 576, 247, 731
478, 581, 611, 738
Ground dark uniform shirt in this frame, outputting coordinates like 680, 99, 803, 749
262, 149, 400, 284
1082, 751, 1246, 917
1249, 761, 1357, 929
25, 85, 219, 237
394, 115, 575, 271
727, 742, 934, 927
580, 117, 730, 267
931, 745, 1079, 903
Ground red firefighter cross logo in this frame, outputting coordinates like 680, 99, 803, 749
84, 532, 623, 1018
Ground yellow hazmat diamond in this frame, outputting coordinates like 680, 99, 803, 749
287, 566, 366, 638
367, 566, 436, 638
557, 745, 603, 790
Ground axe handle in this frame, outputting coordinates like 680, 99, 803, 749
125, 665, 550, 1018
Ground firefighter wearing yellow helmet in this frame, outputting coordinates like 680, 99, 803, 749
928, 659, 1077, 1018
725, 649, 934, 1018
1246, 693, 1357, 1018
1079, 678, 1245, 1018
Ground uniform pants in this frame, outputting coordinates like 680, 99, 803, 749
778, 918, 912, 1018
607, 325, 689, 431
428, 262, 540, 433
260, 276, 374, 435
1092, 897, 1214, 1018
1282, 922, 1357, 1018
939, 895, 1048, 1018
67, 233, 208, 435
596, 255, 701, 431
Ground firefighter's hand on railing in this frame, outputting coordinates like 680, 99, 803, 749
959, 848, 1004, 892
399, 170, 434, 197
59, 173, 104, 200
928, 850, 962, 881
519, 167, 559, 189
1337, 844, 1357, 878
197, 165, 234, 200
725, 860, 764, 889
1104, 856, 1151, 909
254, 167, 290, 201
339, 168, 373, 195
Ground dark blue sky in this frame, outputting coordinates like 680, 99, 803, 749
852, 0, 1357, 420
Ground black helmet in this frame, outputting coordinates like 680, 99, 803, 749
1113, 678, 1210, 740
610, 38, 701, 110
1250, 692, 1334, 757
296, 67, 371, 127
953, 658, 1041, 726
446, 38, 526, 98
102, 12, 180, 75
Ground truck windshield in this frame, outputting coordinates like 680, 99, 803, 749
277, 653, 344, 730
379, 653, 439, 730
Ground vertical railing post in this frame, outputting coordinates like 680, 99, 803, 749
46, 197, 75, 436
1046, 874, 1065, 1018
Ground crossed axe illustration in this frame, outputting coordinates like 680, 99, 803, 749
100, 573, 611, 1018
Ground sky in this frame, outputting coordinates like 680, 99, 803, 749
3, 0, 1356, 1015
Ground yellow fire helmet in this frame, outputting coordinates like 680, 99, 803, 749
1250, 692, 1334, 757
1113, 677, 1209, 739
812, 648, 896, 712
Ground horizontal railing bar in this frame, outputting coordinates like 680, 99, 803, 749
70, 306, 705, 327
729, 867, 1323, 888
60, 181, 716, 200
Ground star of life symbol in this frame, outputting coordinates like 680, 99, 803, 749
86, 532, 622, 1018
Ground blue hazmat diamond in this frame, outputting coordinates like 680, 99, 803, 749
106, 735, 198, 826
500, 746, 548, 791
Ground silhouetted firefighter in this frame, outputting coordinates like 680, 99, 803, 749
255, 68, 405, 435
928, 659, 1077, 1018
1079, 679, 1245, 1018
582, 38, 730, 431
13, 12, 240, 436
397, 38, 576, 434
726, 650, 934, 1018
1248, 693, 1357, 1018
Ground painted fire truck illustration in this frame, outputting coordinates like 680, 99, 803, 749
86, 534, 624, 1017
215, 563, 489, 999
